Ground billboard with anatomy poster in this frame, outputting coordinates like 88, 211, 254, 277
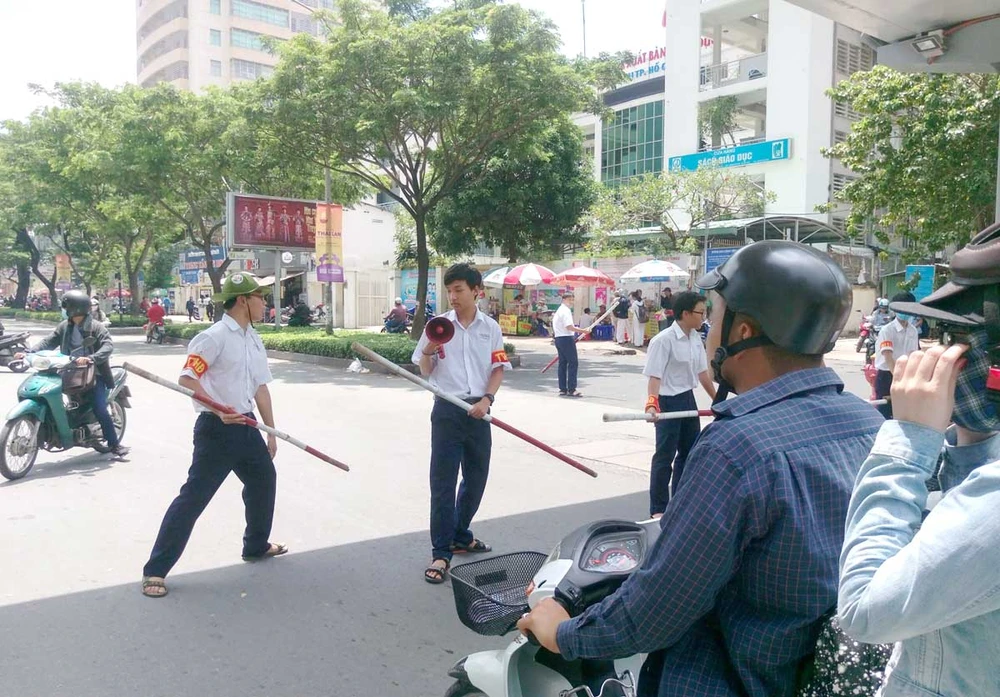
226, 192, 317, 251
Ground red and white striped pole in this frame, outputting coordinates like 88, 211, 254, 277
603, 399, 889, 423
123, 362, 350, 472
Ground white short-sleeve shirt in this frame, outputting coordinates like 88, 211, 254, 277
552, 304, 575, 338
412, 310, 511, 398
874, 318, 919, 371
642, 323, 709, 396
180, 314, 273, 414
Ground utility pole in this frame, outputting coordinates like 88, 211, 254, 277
581, 0, 587, 58
324, 166, 334, 335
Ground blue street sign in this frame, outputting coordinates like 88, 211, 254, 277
669, 138, 792, 172
705, 247, 738, 273
179, 269, 201, 285
905, 265, 935, 301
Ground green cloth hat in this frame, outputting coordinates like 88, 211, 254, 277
212, 273, 271, 303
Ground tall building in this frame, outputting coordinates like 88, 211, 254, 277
576, 0, 875, 240
136, 0, 334, 89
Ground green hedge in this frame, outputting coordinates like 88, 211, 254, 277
0, 307, 148, 327
164, 324, 515, 365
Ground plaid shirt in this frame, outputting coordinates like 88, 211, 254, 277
557, 368, 884, 697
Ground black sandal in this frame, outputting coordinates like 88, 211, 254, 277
424, 559, 450, 584
566, 391, 583, 398
452, 539, 492, 554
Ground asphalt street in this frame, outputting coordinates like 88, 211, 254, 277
0, 319, 874, 697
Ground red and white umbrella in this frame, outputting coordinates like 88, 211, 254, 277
551, 267, 616, 287
502, 263, 556, 287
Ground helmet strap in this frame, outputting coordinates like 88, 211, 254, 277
711, 308, 773, 406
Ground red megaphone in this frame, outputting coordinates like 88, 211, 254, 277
425, 316, 455, 358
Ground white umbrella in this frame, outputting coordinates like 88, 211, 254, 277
483, 267, 510, 288
619, 259, 690, 283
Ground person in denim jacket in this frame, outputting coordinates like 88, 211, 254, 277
838, 222, 1000, 696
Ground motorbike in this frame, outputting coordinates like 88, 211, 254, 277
0, 320, 30, 373
145, 320, 165, 344
0, 343, 131, 481
855, 312, 873, 354
382, 317, 411, 334
445, 519, 653, 697
445, 518, 878, 697
312, 303, 327, 322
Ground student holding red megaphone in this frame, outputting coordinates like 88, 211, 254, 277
412, 263, 511, 586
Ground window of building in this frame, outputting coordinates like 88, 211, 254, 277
210, 0, 221, 14
833, 130, 849, 146
140, 60, 189, 88
291, 11, 318, 35
831, 173, 857, 196
231, 0, 288, 28
600, 100, 664, 187
834, 100, 861, 121
231, 27, 266, 50
137, 0, 188, 44
296, 0, 334, 8
209, 29, 222, 46
231, 58, 274, 81
210, 59, 223, 77
835, 40, 875, 77
137, 29, 188, 73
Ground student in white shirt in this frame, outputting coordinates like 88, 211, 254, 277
630, 291, 647, 347
412, 263, 512, 585
873, 291, 919, 418
141, 273, 282, 599
642, 291, 716, 516
552, 291, 591, 397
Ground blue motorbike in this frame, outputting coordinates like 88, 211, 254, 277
0, 347, 131, 480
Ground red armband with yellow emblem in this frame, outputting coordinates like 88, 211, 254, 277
879, 341, 893, 351
645, 395, 659, 411
185, 354, 209, 378
491, 349, 509, 365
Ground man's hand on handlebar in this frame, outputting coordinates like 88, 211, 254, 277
516, 597, 569, 653
75, 357, 93, 366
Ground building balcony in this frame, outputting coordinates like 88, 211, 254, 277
699, 52, 768, 92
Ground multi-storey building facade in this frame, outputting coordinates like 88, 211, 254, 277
576, 0, 875, 238
136, 0, 334, 90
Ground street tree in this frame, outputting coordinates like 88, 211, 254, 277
825, 66, 1000, 258
428, 118, 596, 263
587, 165, 771, 256
256, 0, 616, 336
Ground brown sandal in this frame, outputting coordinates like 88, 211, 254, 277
141, 576, 168, 598
242, 542, 288, 562
424, 559, 450, 584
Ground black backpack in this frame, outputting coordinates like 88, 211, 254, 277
612, 297, 630, 319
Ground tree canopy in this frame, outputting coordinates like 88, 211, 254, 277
826, 66, 1000, 259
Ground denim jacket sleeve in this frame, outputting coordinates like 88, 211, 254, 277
838, 420, 1000, 643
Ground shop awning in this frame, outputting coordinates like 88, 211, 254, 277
688, 215, 851, 244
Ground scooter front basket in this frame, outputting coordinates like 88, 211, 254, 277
449, 551, 547, 636
61, 362, 96, 396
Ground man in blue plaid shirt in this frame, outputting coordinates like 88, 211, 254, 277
519, 242, 884, 697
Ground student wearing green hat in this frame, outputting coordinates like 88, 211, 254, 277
141, 273, 286, 598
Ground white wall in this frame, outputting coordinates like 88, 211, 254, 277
763, 0, 834, 217
663, 0, 703, 161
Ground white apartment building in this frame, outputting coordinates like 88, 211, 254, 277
576, 0, 875, 243
136, 0, 333, 90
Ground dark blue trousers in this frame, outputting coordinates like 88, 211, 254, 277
91, 375, 119, 449
429, 399, 491, 562
874, 369, 893, 419
554, 336, 579, 393
143, 413, 276, 578
649, 391, 700, 516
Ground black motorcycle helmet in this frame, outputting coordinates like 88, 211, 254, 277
61, 290, 92, 319
696, 241, 852, 402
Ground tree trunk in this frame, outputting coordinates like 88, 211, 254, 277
16, 228, 57, 299
14, 258, 30, 309
410, 212, 430, 339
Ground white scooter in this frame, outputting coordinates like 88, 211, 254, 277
444, 519, 654, 697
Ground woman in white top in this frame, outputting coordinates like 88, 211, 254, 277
630, 292, 646, 348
